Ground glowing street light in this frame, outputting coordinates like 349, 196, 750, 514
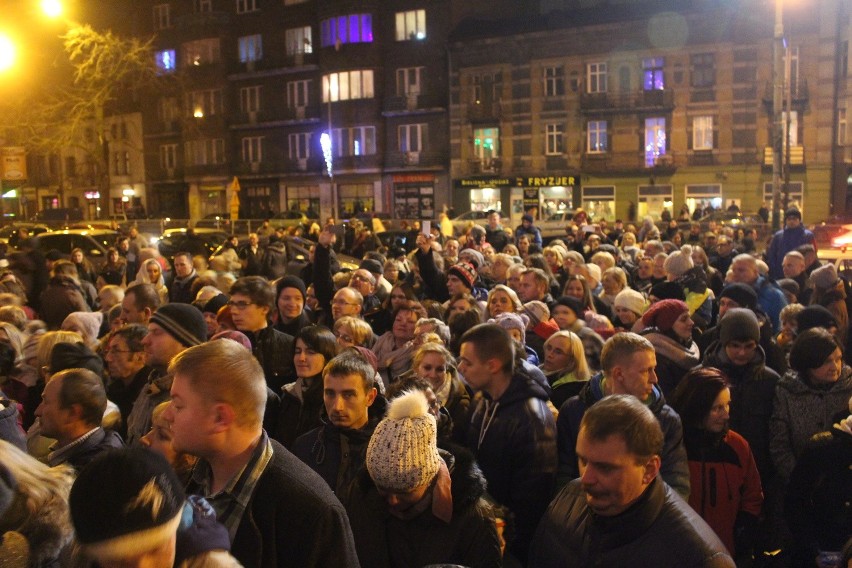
0, 34, 16, 72
41, 0, 63, 19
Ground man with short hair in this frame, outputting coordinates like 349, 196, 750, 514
105, 323, 150, 440
766, 208, 815, 280
125, 303, 207, 445
730, 254, 788, 332
39, 259, 91, 330
166, 339, 360, 567
782, 250, 810, 303
36, 367, 124, 471
348, 268, 382, 315
456, 323, 557, 564
168, 252, 198, 304
120, 283, 161, 325
229, 276, 296, 392
485, 210, 510, 253
331, 286, 364, 323
519, 268, 553, 307
796, 243, 822, 276
710, 235, 738, 275
239, 232, 265, 277
292, 353, 384, 496
515, 213, 543, 248
532, 395, 733, 567
556, 332, 690, 498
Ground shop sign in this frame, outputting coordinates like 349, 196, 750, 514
523, 176, 575, 187
393, 174, 434, 183
454, 174, 575, 189
523, 188, 539, 210
1, 147, 26, 181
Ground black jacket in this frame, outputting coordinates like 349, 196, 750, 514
273, 374, 324, 449
457, 362, 557, 564
244, 325, 296, 394
531, 478, 734, 567
51, 427, 124, 473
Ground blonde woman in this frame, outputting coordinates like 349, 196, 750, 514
486, 284, 523, 318
333, 315, 374, 349
599, 266, 628, 308
539, 330, 590, 408
407, 341, 471, 434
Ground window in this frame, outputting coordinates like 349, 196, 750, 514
288, 133, 311, 159
472, 72, 500, 103
153, 4, 170, 30
182, 39, 220, 66
287, 80, 311, 108
241, 137, 263, 163
839, 108, 847, 146
693, 116, 714, 150
158, 97, 179, 125
185, 139, 225, 166
320, 14, 373, 47
587, 62, 607, 93
331, 126, 376, 156
113, 151, 130, 176
643, 57, 664, 90
399, 124, 426, 152
587, 120, 607, 153
187, 89, 223, 118
544, 66, 564, 97
691, 53, 715, 88
395, 10, 426, 41
545, 123, 563, 155
240, 86, 261, 113
396, 67, 423, 96
322, 70, 374, 102
155, 49, 176, 73
285, 27, 313, 55
782, 111, 799, 147
194, 0, 211, 11
473, 127, 499, 160
645, 117, 667, 167
788, 46, 800, 96
160, 144, 177, 170
238, 35, 262, 63
236, 0, 257, 14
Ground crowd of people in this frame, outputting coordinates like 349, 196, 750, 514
0, 205, 850, 567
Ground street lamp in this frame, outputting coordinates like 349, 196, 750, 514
41, 0, 63, 19
0, 33, 16, 72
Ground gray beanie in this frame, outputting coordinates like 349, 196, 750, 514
150, 304, 207, 347
810, 263, 839, 291
719, 308, 760, 345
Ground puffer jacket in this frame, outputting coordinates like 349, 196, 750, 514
703, 341, 780, 481
640, 328, 701, 397
458, 362, 557, 564
556, 373, 691, 499
344, 444, 502, 568
770, 366, 852, 480
273, 373, 324, 449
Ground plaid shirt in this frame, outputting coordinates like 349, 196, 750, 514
189, 430, 273, 541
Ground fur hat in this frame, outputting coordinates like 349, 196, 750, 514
366, 390, 441, 492
810, 263, 839, 291
70, 448, 186, 561
719, 283, 758, 310
522, 301, 550, 328
50, 342, 103, 376
150, 304, 207, 347
796, 305, 838, 333
641, 299, 689, 332
447, 261, 477, 290
663, 245, 694, 278
614, 289, 647, 316
719, 308, 760, 345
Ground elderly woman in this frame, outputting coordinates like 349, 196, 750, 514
134, 258, 169, 306
333, 315, 374, 349
373, 300, 428, 388
599, 266, 627, 308
539, 330, 590, 408
486, 284, 523, 319
639, 299, 700, 397
770, 328, 852, 481
406, 341, 470, 435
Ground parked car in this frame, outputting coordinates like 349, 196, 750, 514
281, 236, 360, 276
810, 215, 852, 247
272, 210, 310, 228
155, 228, 230, 262
0, 223, 51, 248
22, 229, 119, 270
451, 210, 509, 236
539, 211, 575, 242
817, 246, 852, 281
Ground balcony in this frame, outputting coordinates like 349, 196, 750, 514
579, 88, 674, 115
466, 100, 502, 123
468, 157, 503, 175
383, 93, 446, 115
763, 145, 805, 167
581, 151, 677, 174
283, 105, 321, 122
762, 79, 810, 109
384, 150, 446, 169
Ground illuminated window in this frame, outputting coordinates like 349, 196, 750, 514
396, 67, 423, 96
473, 127, 499, 160
322, 70, 374, 102
545, 123, 563, 155
113, 151, 130, 176
285, 27, 312, 55
238, 35, 262, 63
182, 38, 220, 67
153, 4, 170, 30
395, 10, 426, 41
240, 86, 261, 113
587, 62, 607, 93
320, 14, 373, 47
155, 49, 175, 73
693, 116, 714, 150
186, 89, 223, 118
587, 120, 607, 153
241, 137, 263, 163
287, 80, 311, 108
399, 124, 426, 152
645, 117, 667, 166
288, 133, 311, 159
331, 126, 376, 156
643, 57, 664, 90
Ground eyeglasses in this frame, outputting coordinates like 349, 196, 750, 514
227, 300, 256, 310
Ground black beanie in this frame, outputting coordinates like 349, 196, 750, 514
719, 283, 758, 310
203, 293, 230, 315
277, 275, 307, 302
719, 308, 760, 345
555, 295, 585, 317
50, 342, 104, 376
150, 304, 207, 347
650, 281, 685, 301
789, 328, 840, 376
796, 305, 838, 333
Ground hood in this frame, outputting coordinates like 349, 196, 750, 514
641, 329, 701, 370
777, 365, 852, 395
442, 443, 488, 514
496, 359, 551, 405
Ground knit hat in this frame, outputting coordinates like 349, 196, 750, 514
277, 275, 307, 302
663, 245, 694, 278
210, 329, 252, 351
719, 283, 758, 310
554, 295, 584, 318
810, 263, 839, 291
614, 289, 647, 317
785, 208, 802, 220
61, 311, 103, 344
70, 448, 185, 560
50, 342, 104, 375
584, 263, 601, 284
650, 281, 686, 301
203, 293, 229, 315
150, 304, 207, 347
585, 311, 615, 335
490, 312, 530, 337
522, 301, 550, 328
366, 389, 442, 492
796, 305, 838, 332
447, 261, 477, 290
777, 278, 800, 298
641, 299, 689, 332
359, 259, 384, 275
458, 249, 485, 270
719, 308, 760, 345
522, 213, 534, 223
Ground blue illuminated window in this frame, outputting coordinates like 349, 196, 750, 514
320, 14, 373, 48
155, 49, 176, 73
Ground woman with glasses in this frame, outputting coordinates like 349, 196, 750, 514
333, 316, 374, 349
538, 330, 590, 408
372, 282, 418, 336
273, 325, 340, 449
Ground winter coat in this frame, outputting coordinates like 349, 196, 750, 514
703, 342, 781, 481
273, 374, 324, 449
457, 363, 557, 564
485, 226, 510, 253
752, 275, 788, 333
273, 310, 312, 338
541, 367, 587, 410
106, 366, 150, 441
683, 428, 763, 556
557, 373, 691, 499
125, 369, 173, 446
769, 367, 852, 480
515, 224, 543, 248
0, 396, 25, 451
243, 325, 296, 394
38, 276, 89, 330
766, 225, 815, 280
47, 427, 125, 472
168, 271, 198, 304
262, 239, 288, 280
530, 477, 735, 568
239, 244, 265, 277
640, 328, 701, 398
785, 425, 852, 560
344, 445, 502, 568
697, 309, 788, 377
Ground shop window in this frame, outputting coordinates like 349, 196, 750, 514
638, 184, 673, 220
685, 184, 723, 216
287, 186, 320, 218
581, 186, 615, 221
395, 184, 434, 219
339, 184, 374, 216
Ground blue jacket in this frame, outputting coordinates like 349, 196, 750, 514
766, 225, 815, 280
753, 276, 788, 333
515, 224, 543, 247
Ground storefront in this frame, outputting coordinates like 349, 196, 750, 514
338, 182, 377, 217
581, 186, 616, 221
454, 174, 576, 225
198, 184, 228, 218
638, 184, 673, 220
285, 184, 321, 220
452, 176, 513, 217
392, 174, 435, 219
685, 184, 722, 216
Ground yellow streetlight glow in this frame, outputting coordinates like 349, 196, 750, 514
0, 34, 16, 72
41, 0, 63, 18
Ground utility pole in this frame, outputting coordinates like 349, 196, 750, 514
771, 0, 785, 231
